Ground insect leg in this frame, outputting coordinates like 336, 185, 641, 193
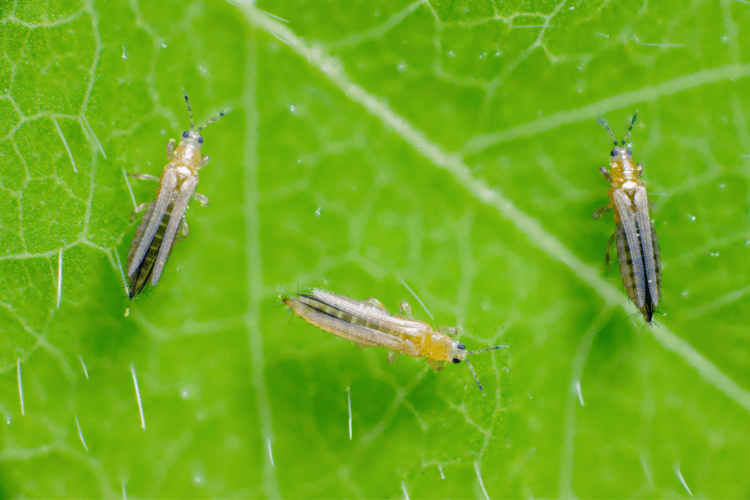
166, 138, 176, 159
364, 297, 387, 311
426, 358, 446, 371
196, 155, 211, 170
438, 326, 458, 337
130, 201, 151, 222
599, 166, 611, 181
605, 231, 616, 267
128, 173, 161, 182
192, 192, 210, 206
399, 301, 413, 318
592, 205, 612, 218
637, 162, 643, 175
175, 217, 189, 243
387, 350, 401, 364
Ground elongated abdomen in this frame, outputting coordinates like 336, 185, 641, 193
647, 219, 662, 309
282, 293, 421, 355
615, 218, 660, 323
128, 202, 177, 298
286, 293, 402, 338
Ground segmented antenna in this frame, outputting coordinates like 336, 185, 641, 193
462, 345, 508, 394
198, 110, 227, 131
466, 345, 507, 356
597, 117, 618, 146
622, 111, 638, 145
183, 89, 194, 131
182, 89, 228, 131
464, 359, 485, 394
598, 112, 638, 146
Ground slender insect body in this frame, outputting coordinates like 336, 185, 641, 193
595, 113, 661, 323
126, 92, 226, 300
283, 288, 506, 392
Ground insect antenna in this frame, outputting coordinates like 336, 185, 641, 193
463, 345, 508, 394
597, 117, 618, 146
622, 111, 638, 145
198, 109, 228, 131
466, 345, 507, 355
182, 89, 195, 131
462, 359, 484, 393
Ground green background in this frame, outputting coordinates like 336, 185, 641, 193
2, 0, 750, 497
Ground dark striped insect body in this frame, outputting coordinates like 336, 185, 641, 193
593, 113, 662, 323
282, 288, 507, 392
126, 92, 226, 299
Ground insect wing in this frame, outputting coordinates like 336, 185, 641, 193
289, 295, 408, 351
128, 167, 178, 277
151, 175, 198, 286
127, 201, 157, 268
634, 186, 659, 307
311, 289, 392, 319
302, 291, 422, 355
306, 290, 409, 349
613, 189, 646, 307
649, 219, 662, 289
311, 289, 425, 336
302, 292, 403, 346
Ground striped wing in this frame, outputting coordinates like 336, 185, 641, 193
127, 201, 157, 268
613, 189, 646, 308
128, 166, 177, 277
289, 292, 420, 356
311, 289, 394, 316
151, 174, 198, 286
634, 186, 659, 307
311, 289, 426, 335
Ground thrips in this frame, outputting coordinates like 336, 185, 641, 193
593, 113, 662, 323
282, 288, 507, 392
126, 92, 227, 299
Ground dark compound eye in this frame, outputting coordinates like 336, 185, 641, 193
610, 149, 618, 157
197, 135, 204, 144
182, 130, 190, 138
457, 342, 466, 350
452, 358, 461, 364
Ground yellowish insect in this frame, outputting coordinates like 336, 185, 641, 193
593, 112, 662, 323
282, 289, 506, 392
126, 92, 226, 299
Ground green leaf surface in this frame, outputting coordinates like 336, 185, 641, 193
2, 0, 750, 497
